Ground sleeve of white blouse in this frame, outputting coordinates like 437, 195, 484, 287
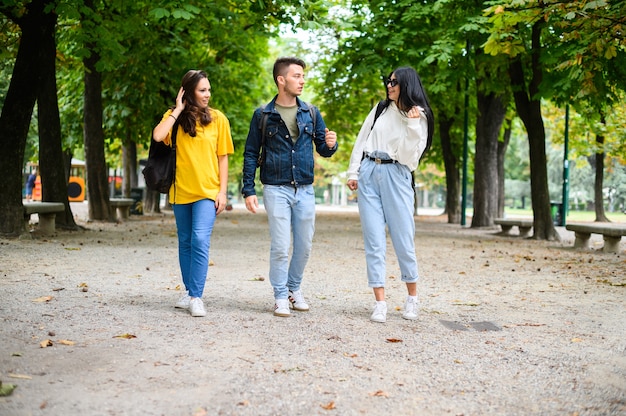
397, 108, 429, 171
347, 106, 378, 181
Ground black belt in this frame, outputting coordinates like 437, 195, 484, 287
366, 155, 396, 164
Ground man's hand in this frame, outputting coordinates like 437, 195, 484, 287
325, 128, 337, 149
245, 195, 259, 214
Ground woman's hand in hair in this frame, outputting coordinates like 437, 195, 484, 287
407, 106, 423, 119
174, 87, 186, 114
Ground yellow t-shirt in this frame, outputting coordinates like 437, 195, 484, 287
161, 109, 234, 204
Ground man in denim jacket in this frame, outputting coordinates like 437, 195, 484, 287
242, 57, 338, 317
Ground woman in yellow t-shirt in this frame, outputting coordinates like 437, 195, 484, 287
153, 70, 234, 317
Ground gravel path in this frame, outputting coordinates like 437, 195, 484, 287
1, 203, 625, 415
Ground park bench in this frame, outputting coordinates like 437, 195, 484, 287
23, 202, 65, 235
565, 223, 626, 253
110, 198, 135, 221
494, 218, 533, 237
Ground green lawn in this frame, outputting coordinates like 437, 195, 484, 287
503, 208, 626, 223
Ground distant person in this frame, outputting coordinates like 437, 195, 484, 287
242, 57, 338, 317
152, 70, 234, 317
25, 170, 37, 201
346, 66, 434, 323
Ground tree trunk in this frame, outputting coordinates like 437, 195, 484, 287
593, 114, 609, 222
144, 190, 162, 214
83, 49, 113, 221
439, 115, 461, 224
593, 149, 609, 222
122, 135, 138, 198
497, 121, 512, 218
0, 0, 51, 236
37, 6, 77, 230
508, 21, 559, 241
471, 91, 506, 227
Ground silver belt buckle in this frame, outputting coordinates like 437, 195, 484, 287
375, 157, 382, 164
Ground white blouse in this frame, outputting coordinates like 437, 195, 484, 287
347, 101, 429, 180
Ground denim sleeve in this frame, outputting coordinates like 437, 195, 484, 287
242, 109, 262, 197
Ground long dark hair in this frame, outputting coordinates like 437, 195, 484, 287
382, 66, 434, 153
175, 70, 212, 137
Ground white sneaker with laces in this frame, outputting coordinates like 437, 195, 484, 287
175, 293, 191, 309
402, 296, 419, 320
189, 298, 206, 317
274, 299, 291, 317
370, 301, 387, 323
288, 289, 310, 311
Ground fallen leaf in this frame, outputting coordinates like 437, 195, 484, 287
386, 338, 403, 343
191, 407, 208, 416
78, 282, 88, 288
250, 277, 265, 281
452, 300, 480, 306
0, 382, 17, 396
32, 296, 54, 303
209, 259, 215, 266
113, 333, 137, 339
321, 401, 336, 410
52, 287, 65, 292
39, 339, 53, 348
8, 373, 32, 380
369, 390, 389, 398
58, 340, 75, 346
571, 338, 583, 343
64, 247, 81, 251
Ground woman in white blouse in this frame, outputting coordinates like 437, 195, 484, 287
346, 66, 434, 323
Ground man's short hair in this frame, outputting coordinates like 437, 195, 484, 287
273, 57, 306, 85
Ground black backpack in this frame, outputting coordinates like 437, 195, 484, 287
256, 103, 317, 166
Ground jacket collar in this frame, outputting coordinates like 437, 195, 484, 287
264, 96, 311, 113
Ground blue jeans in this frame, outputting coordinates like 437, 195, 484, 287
263, 184, 315, 299
173, 199, 216, 298
357, 157, 419, 288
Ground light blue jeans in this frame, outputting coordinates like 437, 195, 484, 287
173, 199, 216, 298
357, 155, 419, 288
263, 184, 316, 299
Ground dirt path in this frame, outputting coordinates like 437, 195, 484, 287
1, 204, 625, 415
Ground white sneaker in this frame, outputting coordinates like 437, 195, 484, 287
370, 301, 387, 323
274, 299, 291, 317
402, 296, 419, 320
288, 289, 310, 311
189, 298, 206, 317
175, 293, 190, 309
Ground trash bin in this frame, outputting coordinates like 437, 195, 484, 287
550, 202, 562, 226
130, 187, 144, 215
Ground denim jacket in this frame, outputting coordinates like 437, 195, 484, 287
242, 96, 337, 198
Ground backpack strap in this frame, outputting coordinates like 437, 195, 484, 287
257, 105, 268, 166
371, 100, 385, 130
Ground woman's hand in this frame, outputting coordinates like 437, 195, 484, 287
347, 179, 358, 191
174, 87, 186, 114
215, 192, 227, 215
407, 106, 423, 119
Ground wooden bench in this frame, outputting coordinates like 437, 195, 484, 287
110, 198, 135, 220
494, 218, 533, 237
23, 202, 65, 234
565, 223, 626, 253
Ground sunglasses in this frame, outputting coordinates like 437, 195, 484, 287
386, 78, 399, 87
